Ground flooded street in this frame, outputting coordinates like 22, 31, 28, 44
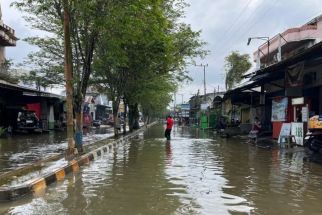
0, 127, 115, 173
2, 124, 322, 214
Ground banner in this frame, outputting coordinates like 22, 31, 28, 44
291, 122, 304, 146
286, 62, 305, 87
271, 98, 288, 122
278, 123, 291, 143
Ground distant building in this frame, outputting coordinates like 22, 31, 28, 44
0, 4, 17, 63
0, 3, 18, 83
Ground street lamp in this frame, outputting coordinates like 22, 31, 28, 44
247, 37, 270, 66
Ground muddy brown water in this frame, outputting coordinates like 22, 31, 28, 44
1, 125, 322, 215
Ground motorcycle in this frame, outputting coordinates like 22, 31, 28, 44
304, 115, 322, 154
304, 129, 322, 153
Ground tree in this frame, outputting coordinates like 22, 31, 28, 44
93, 0, 206, 132
225, 51, 252, 90
63, 0, 75, 156
0, 59, 19, 84
18, 37, 65, 90
13, 0, 110, 153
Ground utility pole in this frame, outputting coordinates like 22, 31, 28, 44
63, 0, 76, 157
178, 94, 184, 104
195, 63, 208, 101
173, 93, 176, 117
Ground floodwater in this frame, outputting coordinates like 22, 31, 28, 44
2, 124, 322, 214
0, 126, 115, 173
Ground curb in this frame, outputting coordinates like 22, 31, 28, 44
0, 121, 158, 202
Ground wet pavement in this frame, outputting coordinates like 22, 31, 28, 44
1, 124, 322, 214
0, 126, 115, 174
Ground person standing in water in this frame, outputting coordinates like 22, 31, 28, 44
165, 115, 174, 140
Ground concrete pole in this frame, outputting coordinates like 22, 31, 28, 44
278, 35, 282, 62
203, 65, 206, 99
48, 105, 55, 130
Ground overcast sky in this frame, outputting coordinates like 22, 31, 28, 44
3, 0, 322, 102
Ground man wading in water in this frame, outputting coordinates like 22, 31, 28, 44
165, 115, 174, 140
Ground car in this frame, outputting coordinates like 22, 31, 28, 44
17, 110, 40, 130
93, 120, 101, 127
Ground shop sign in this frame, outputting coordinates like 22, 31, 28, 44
181, 104, 191, 110
291, 97, 304, 105
272, 97, 288, 122
291, 122, 304, 146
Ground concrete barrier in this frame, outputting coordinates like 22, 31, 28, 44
0, 121, 158, 201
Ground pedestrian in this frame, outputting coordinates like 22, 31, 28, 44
248, 117, 261, 144
165, 115, 174, 140
7, 125, 12, 136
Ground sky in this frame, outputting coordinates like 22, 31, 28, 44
3, 0, 322, 102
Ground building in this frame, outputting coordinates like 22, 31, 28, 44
0, 4, 64, 132
227, 14, 322, 143
0, 4, 17, 63
0, 3, 18, 84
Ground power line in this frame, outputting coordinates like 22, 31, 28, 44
217, 0, 253, 45
214, 0, 266, 54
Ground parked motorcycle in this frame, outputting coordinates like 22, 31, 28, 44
304, 129, 322, 153
304, 115, 322, 154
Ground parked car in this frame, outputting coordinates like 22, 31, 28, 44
93, 120, 101, 127
17, 110, 40, 130
107, 116, 114, 126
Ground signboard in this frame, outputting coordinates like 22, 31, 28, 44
286, 62, 304, 87
291, 122, 304, 146
292, 97, 304, 105
200, 103, 208, 110
301, 107, 308, 122
181, 104, 191, 110
272, 98, 288, 122
278, 123, 291, 143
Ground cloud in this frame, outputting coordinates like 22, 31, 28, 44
2, 0, 322, 102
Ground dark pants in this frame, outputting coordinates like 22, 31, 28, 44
165, 128, 172, 140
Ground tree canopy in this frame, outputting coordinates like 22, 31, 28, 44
12, 0, 206, 134
225, 51, 252, 90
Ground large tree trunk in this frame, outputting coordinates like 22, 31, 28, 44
122, 103, 127, 135
74, 96, 83, 153
133, 103, 140, 129
128, 104, 134, 132
63, 0, 76, 158
112, 99, 120, 137
129, 103, 140, 131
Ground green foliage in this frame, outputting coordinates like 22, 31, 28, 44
13, 0, 206, 125
0, 127, 6, 137
93, 0, 206, 119
225, 51, 252, 90
12, 0, 110, 97
0, 59, 19, 84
